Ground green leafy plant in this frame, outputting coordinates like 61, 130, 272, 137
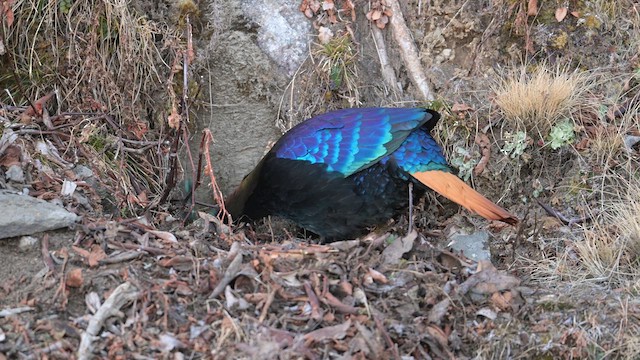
548, 118, 575, 149
450, 147, 477, 181
501, 131, 529, 158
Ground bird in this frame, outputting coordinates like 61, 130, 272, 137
225, 107, 517, 241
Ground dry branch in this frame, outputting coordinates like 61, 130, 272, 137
77, 282, 140, 360
386, 0, 434, 101
371, 26, 401, 98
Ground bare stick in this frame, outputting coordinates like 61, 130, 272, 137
408, 182, 414, 235
386, 0, 434, 101
77, 282, 139, 360
536, 200, 594, 226
371, 26, 401, 97
202, 129, 232, 223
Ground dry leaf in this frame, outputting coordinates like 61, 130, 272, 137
19, 92, 55, 124
461, 261, 521, 296
474, 133, 491, 176
343, 0, 356, 21
575, 137, 590, 151
148, 230, 178, 243
0, 145, 21, 167
451, 102, 473, 112
88, 245, 107, 267
304, 319, 351, 344
367, 268, 388, 284
425, 325, 448, 347
491, 291, 513, 311
527, 0, 538, 15
304, 7, 313, 18
66, 268, 84, 288
1, 0, 15, 27
381, 231, 416, 265
318, 26, 333, 44
555, 7, 568, 22
167, 104, 180, 130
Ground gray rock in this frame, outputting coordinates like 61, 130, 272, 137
5, 165, 25, 183
18, 236, 40, 251
448, 230, 491, 261
241, 0, 311, 76
0, 191, 78, 239
72, 164, 94, 180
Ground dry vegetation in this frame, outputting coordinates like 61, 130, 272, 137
493, 64, 594, 138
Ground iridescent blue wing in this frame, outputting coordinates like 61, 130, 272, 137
274, 107, 438, 177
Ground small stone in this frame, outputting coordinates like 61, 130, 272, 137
18, 236, 39, 251
5, 165, 25, 183
449, 230, 491, 261
0, 191, 78, 239
73, 165, 94, 180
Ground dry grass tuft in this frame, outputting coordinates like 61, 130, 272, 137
493, 64, 593, 138
528, 176, 640, 290
1, 0, 185, 215
4, 0, 182, 119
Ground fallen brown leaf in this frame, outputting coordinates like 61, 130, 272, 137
491, 291, 513, 311
381, 231, 416, 265
527, 0, 538, 16
556, 6, 568, 22
0, 145, 21, 167
303, 319, 351, 345
19, 92, 55, 124
474, 133, 491, 176
66, 268, 84, 288
451, 102, 473, 112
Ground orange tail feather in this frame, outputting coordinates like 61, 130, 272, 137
411, 170, 518, 225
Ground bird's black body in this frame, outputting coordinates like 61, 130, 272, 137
226, 107, 448, 240
240, 155, 428, 239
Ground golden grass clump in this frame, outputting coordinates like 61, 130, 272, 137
572, 177, 640, 288
493, 65, 592, 138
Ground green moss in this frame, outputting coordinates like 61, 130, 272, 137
422, 99, 447, 112
87, 134, 108, 153
552, 31, 569, 49
583, 14, 601, 29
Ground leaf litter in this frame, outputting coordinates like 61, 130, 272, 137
0, 125, 528, 358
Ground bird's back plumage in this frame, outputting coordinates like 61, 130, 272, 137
226, 107, 516, 240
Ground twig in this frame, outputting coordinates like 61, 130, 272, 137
77, 282, 140, 360
370, 26, 401, 98
374, 316, 401, 360
386, 0, 434, 101
408, 182, 414, 235
33, 340, 72, 357
304, 282, 323, 321
536, 200, 594, 226
98, 251, 144, 265
105, 240, 166, 256
202, 129, 231, 223
0, 307, 34, 317
258, 286, 277, 324
51, 248, 70, 309
209, 244, 244, 298
41, 234, 56, 273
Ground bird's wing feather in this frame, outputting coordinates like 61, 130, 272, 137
274, 108, 438, 177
